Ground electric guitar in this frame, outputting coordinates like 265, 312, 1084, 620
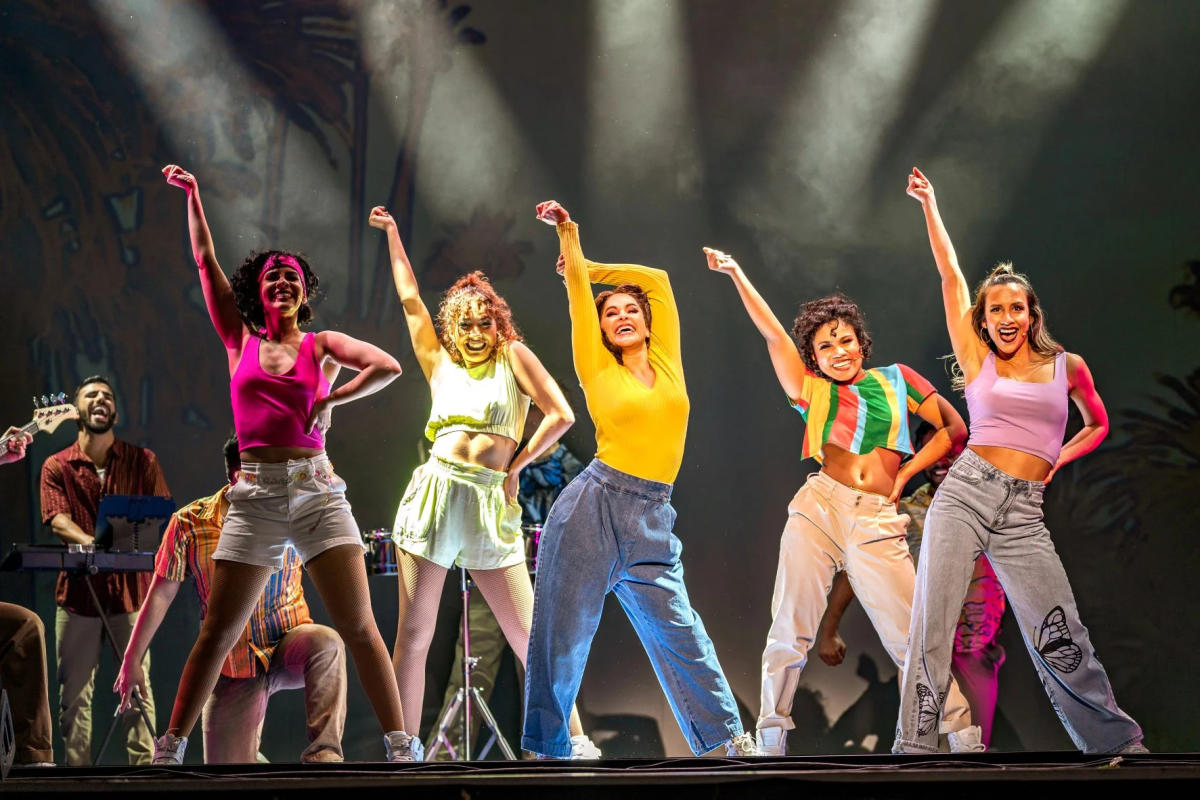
2, 393, 79, 452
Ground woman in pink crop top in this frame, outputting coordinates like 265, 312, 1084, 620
706, 249, 982, 755
896, 168, 1144, 754
153, 166, 419, 763
369, 206, 600, 757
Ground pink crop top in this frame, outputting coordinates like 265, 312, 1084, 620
965, 351, 1068, 466
231, 332, 330, 451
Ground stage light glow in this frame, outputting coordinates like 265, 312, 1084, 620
584, 0, 705, 228
731, 0, 938, 279
891, 0, 1128, 236
353, 1, 552, 226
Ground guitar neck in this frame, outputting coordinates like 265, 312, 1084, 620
0, 420, 39, 447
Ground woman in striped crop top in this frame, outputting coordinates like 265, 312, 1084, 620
896, 168, 1143, 754
368, 206, 600, 758
706, 248, 981, 755
521, 201, 759, 759
154, 166, 416, 764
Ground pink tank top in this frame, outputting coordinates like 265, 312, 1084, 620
231, 332, 330, 450
965, 351, 1068, 466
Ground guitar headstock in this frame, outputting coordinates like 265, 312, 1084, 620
32, 393, 79, 435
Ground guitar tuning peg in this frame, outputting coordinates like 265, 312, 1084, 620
33, 396, 40, 408
41, 395, 50, 407
56, 392, 66, 403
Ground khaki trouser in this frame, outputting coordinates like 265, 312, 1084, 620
0, 602, 53, 764
201, 623, 346, 763
55, 607, 154, 765
758, 471, 972, 734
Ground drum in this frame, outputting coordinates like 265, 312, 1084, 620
522, 524, 542, 573
363, 529, 398, 576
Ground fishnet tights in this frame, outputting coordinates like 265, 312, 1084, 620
394, 553, 581, 736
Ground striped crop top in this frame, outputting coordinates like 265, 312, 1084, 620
790, 363, 936, 463
425, 346, 530, 443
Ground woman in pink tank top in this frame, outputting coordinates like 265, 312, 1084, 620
894, 168, 1144, 755
152, 166, 421, 763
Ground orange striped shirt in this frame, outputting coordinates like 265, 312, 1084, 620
154, 486, 312, 678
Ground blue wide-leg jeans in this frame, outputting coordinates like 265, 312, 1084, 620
522, 459, 743, 757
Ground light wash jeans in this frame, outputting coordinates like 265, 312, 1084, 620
895, 448, 1143, 753
522, 459, 742, 757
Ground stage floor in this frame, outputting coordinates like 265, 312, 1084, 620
4, 752, 1198, 798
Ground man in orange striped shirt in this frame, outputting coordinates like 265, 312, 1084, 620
115, 436, 347, 763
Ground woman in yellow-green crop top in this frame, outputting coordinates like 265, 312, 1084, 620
369, 206, 597, 758
521, 201, 758, 759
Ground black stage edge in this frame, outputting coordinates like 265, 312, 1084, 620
3, 753, 1198, 798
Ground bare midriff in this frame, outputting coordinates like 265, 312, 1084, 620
431, 430, 517, 472
240, 445, 324, 463
820, 443, 902, 497
969, 444, 1053, 482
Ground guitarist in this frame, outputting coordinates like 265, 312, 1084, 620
39, 375, 171, 765
1, 427, 54, 766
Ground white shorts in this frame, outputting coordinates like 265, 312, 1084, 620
214, 455, 364, 570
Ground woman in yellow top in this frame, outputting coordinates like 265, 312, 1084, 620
369, 206, 597, 759
522, 201, 758, 759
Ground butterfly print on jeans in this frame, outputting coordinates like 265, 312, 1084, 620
1035, 605, 1083, 674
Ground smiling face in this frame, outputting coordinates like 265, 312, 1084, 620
76, 381, 117, 435
982, 282, 1031, 356
600, 292, 649, 355
258, 255, 306, 319
811, 318, 865, 382
452, 300, 499, 365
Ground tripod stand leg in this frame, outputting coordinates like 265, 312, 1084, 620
470, 686, 516, 760
426, 690, 464, 761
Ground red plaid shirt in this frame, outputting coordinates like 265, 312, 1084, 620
155, 486, 312, 678
40, 439, 171, 615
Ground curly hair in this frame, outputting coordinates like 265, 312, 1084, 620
790, 293, 873, 375
435, 271, 522, 364
229, 250, 321, 332
594, 283, 652, 364
951, 262, 1062, 391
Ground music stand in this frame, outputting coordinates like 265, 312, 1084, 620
87, 495, 172, 764
425, 568, 517, 761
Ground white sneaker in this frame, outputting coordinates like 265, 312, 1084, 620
384, 730, 424, 762
755, 726, 786, 757
725, 732, 761, 757
947, 725, 986, 753
152, 733, 188, 765
1119, 741, 1150, 754
569, 734, 602, 760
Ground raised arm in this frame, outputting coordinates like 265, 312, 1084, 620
308, 331, 403, 433
535, 201, 609, 380
892, 391, 967, 503
1048, 353, 1109, 482
114, 572, 181, 712
368, 206, 444, 381
503, 341, 576, 503
705, 248, 814, 404
907, 168, 986, 378
162, 165, 246, 357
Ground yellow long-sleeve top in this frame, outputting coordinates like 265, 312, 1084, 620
558, 221, 689, 484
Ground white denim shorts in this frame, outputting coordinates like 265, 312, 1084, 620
392, 455, 524, 570
214, 455, 365, 570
